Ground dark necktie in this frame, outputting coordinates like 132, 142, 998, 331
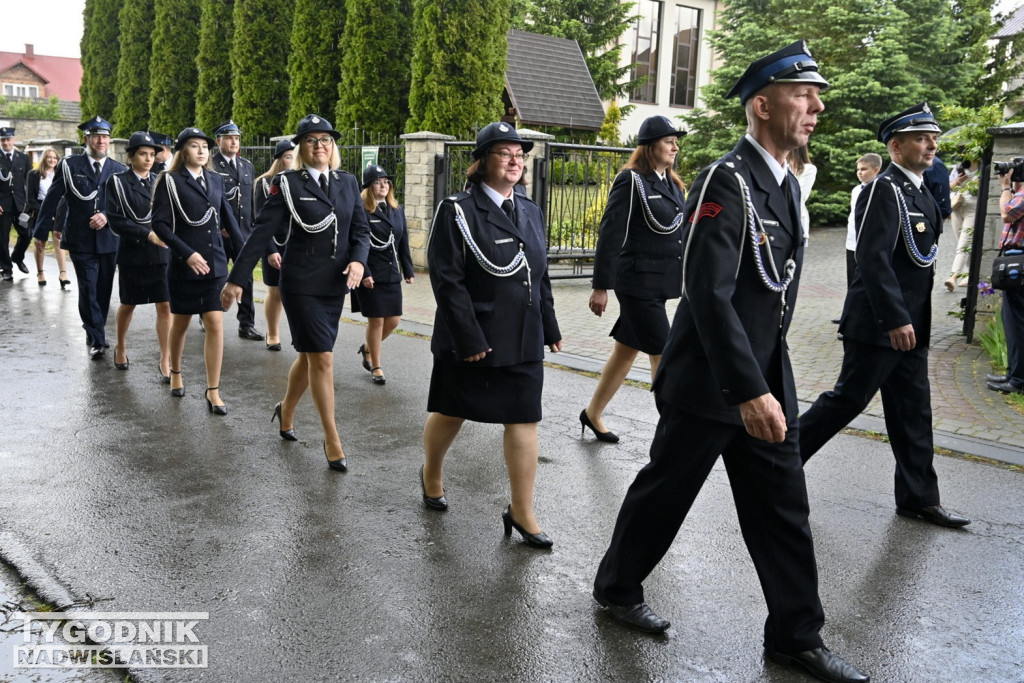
502, 199, 515, 225
229, 158, 236, 173
141, 177, 151, 192
5, 153, 11, 165
198, 174, 207, 192
93, 161, 101, 180
319, 174, 328, 196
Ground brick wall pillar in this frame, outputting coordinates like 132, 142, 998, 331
400, 131, 455, 270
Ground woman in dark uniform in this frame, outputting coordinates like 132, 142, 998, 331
221, 114, 370, 472
28, 148, 69, 288
105, 131, 171, 377
422, 122, 562, 548
351, 164, 414, 385
152, 127, 244, 414
581, 116, 687, 443
254, 139, 296, 351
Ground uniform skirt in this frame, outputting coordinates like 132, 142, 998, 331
427, 355, 543, 424
350, 281, 402, 318
280, 290, 345, 353
118, 263, 170, 305
168, 275, 226, 315
261, 256, 280, 287
610, 292, 670, 355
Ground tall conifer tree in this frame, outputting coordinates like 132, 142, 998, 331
79, 0, 123, 120
406, 0, 508, 136
230, 0, 295, 139
336, 0, 412, 138
148, 0, 201, 133
111, 0, 154, 136
196, 0, 236, 133
286, 0, 345, 133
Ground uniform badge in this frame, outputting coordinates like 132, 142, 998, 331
915, 222, 926, 233
757, 231, 768, 246
311, 116, 320, 124
696, 202, 723, 220
499, 124, 509, 132
269, 184, 280, 196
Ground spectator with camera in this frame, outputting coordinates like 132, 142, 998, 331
989, 158, 1024, 394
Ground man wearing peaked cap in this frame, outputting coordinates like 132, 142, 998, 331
36, 116, 127, 358
148, 131, 174, 175
211, 119, 261, 341
0, 126, 31, 280
594, 41, 870, 683
800, 102, 971, 533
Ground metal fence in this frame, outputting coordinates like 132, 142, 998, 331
242, 131, 406, 203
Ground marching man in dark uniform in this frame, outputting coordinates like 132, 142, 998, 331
212, 120, 262, 341
149, 131, 174, 176
0, 126, 31, 280
592, 41, 869, 683
799, 103, 970, 529
37, 117, 127, 358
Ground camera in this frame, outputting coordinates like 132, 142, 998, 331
994, 157, 1024, 183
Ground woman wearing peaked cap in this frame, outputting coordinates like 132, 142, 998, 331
222, 114, 370, 472
422, 122, 562, 548
254, 138, 297, 351
582, 115, 687, 443
105, 131, 171, 378
351, 164, 415, 385
152, 127, 244, 415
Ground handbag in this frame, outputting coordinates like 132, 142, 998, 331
991, 247, 1023, 290
951, 192, 964, 211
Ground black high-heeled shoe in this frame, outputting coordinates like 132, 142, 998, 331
272, 402, 297, 441
371, 367, 386, 385
159, 365, 171, 384
579, 409, 619, 443
502, 505, 553, 549
59, 271, 71, 289
205, 387, 227, 415
357, 344, 371, 372
37, 271, 46, 286
170, 370, 185, 397
324, 440, 347, 472
420, 465, 448, 510
114, 350, 129, 370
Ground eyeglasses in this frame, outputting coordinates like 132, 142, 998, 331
490, 151, 529, 163
303, 136, 335, 148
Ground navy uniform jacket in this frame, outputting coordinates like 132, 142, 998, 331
151, 167, 243, 281
105, 171, 169, 267
228, 168, 370, 297
37, 154, 126, 254
212, 150, 255, 236
365, 202, 414, 283
842, 164, 941, 348
653, 137, 804, 425
428, 184, 561, 367
0, 148, 29, 213
254, 176, 283, 258
591, 169, 685, 300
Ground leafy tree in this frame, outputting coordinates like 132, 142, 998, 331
598, 101, 622, 146
111, 0, 154, 136
196, 0, 235, 133
79, 0, 123, 121
0, 96, 61, 120
148, 0, 201, 133
336, 0, 412, 138
286, 0, 345, 133
406, 0, 509, 136
511, 0, 635, 100
230, 0, 295, 139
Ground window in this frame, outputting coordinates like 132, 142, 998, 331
2, 83, 39, 98
630, 1, 662, 104
670, 6, 701, 108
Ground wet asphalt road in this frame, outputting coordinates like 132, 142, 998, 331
0, 277, 1023, 682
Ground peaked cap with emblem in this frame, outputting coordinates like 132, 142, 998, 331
726, 39, 830, 105
877, 102, 941, 143
292, 114, 341, 144
472, 122, 534, 159
126, 131, 160, 154
0, 127, 14, 138
147, 130, 174, 148
174, 127, 216, 151
214, 120, 242, 137
78, 116, 113, 135
362, 164, 393, 189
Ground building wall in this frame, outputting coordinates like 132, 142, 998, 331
1, 63, 47, 98
614, 0, 720, 141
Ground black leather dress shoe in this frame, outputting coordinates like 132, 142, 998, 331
14, 260, 28, 274
89, 346, 105, 360
986, 373, 1008, 383
896, 504, 970, 527
767, 647, 869, 683
592, 589, 669, 633
987, 379, 1023, 394
1, 272, 12, 282
238, 326, 265, 341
